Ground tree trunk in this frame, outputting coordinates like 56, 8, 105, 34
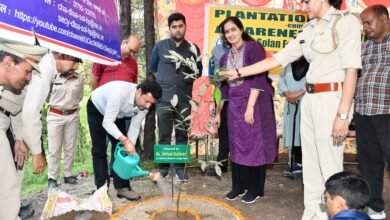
120, 0, 131, 39
142, 0, 156, 161
144, 0, 156, 68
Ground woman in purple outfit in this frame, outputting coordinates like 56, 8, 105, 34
219, 17, 277, 204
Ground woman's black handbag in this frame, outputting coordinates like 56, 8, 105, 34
291, 57, 309, 81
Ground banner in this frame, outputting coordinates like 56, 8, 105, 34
204, 5, 308, 75
156, 0, 389, 54
0, 0, 120, 65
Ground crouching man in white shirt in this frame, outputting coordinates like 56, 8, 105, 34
87, 80, 161, 201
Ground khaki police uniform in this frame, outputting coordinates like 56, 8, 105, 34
0, 39, 47, 220
0, 88, 27, 220
47, 73, 84, 180
22, 53, 58, 157
274, 7, 361, 220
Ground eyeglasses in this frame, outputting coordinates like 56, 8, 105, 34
130, 49, 138, 56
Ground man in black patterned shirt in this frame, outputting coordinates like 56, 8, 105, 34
354, 5, 390, 220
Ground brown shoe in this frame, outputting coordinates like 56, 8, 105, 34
116, 188, 141, 201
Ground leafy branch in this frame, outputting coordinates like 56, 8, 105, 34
198, 159, 227, 177
164, 42, 201, 80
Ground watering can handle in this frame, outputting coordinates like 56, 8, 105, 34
114, 143, 125, 159
115, 143, 140, 159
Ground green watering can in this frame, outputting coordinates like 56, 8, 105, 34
113, 143, 149, 180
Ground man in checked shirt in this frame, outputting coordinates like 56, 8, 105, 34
354, 5, 390, 220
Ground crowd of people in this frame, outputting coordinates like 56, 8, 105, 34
0, 2, 388, 220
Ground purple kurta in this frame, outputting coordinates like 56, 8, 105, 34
220, 41, 277, 167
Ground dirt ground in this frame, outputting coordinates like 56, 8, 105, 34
24, 154, 390, 220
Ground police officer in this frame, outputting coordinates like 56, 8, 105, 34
47, 71, 84, 188
222, 0, 361, 219
0, 39, 47, 220
22, 51, 82, 188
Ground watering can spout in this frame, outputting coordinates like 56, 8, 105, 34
128, 166, 149, 178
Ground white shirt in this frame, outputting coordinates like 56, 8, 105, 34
22, 53, 58, 154
91, 81, 148, 145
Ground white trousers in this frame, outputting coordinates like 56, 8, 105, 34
47, 112, 80, 180
300, 91, 345, 220
0, 113, 20, 220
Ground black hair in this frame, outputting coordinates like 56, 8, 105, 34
137, 80, 162, 100
329, 0, 342, 9
218, 17, 255, 47
168, 13, 186, 27
0, 51, 25, 65
369, 4, 389, 17
325, 171, 370, 210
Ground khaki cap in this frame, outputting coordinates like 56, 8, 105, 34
0, 38, 48, 72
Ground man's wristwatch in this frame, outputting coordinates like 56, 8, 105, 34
337, 112, 348, 120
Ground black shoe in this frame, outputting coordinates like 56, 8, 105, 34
241, 191, 260, 204
48, 178, 58, 188
64, 176, 78, 184
283, 163, 302, 174
19, 202, 34, 220
225, 190, 246, 201
160, 168, 169, 178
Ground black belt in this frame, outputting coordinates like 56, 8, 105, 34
0, 106, 11, 117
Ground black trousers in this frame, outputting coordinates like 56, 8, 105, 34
293, 147, 302, 164
355, 113, 390, 212
231, 162, 266, 196
87, 99, 129, 189
217, 102, 229, 172
156, 101, 191, 170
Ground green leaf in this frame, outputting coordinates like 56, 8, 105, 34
170, 94, 178, 107
183, 72, 196, 79
180, 108, 189, 114
215, 165, 222, 177
189, 42, 198, 56
201, 161, 207, 172
174, 119, 183, 124
213, 87, 222, 107
162, 106, 175, 112
175, 61, 181, 70
183, 115, 192, 122
189, 100, 198, 112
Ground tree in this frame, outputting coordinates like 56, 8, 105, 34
119, 0, 131, 39
142, 0, 156, 161
143, 0, 156, 69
